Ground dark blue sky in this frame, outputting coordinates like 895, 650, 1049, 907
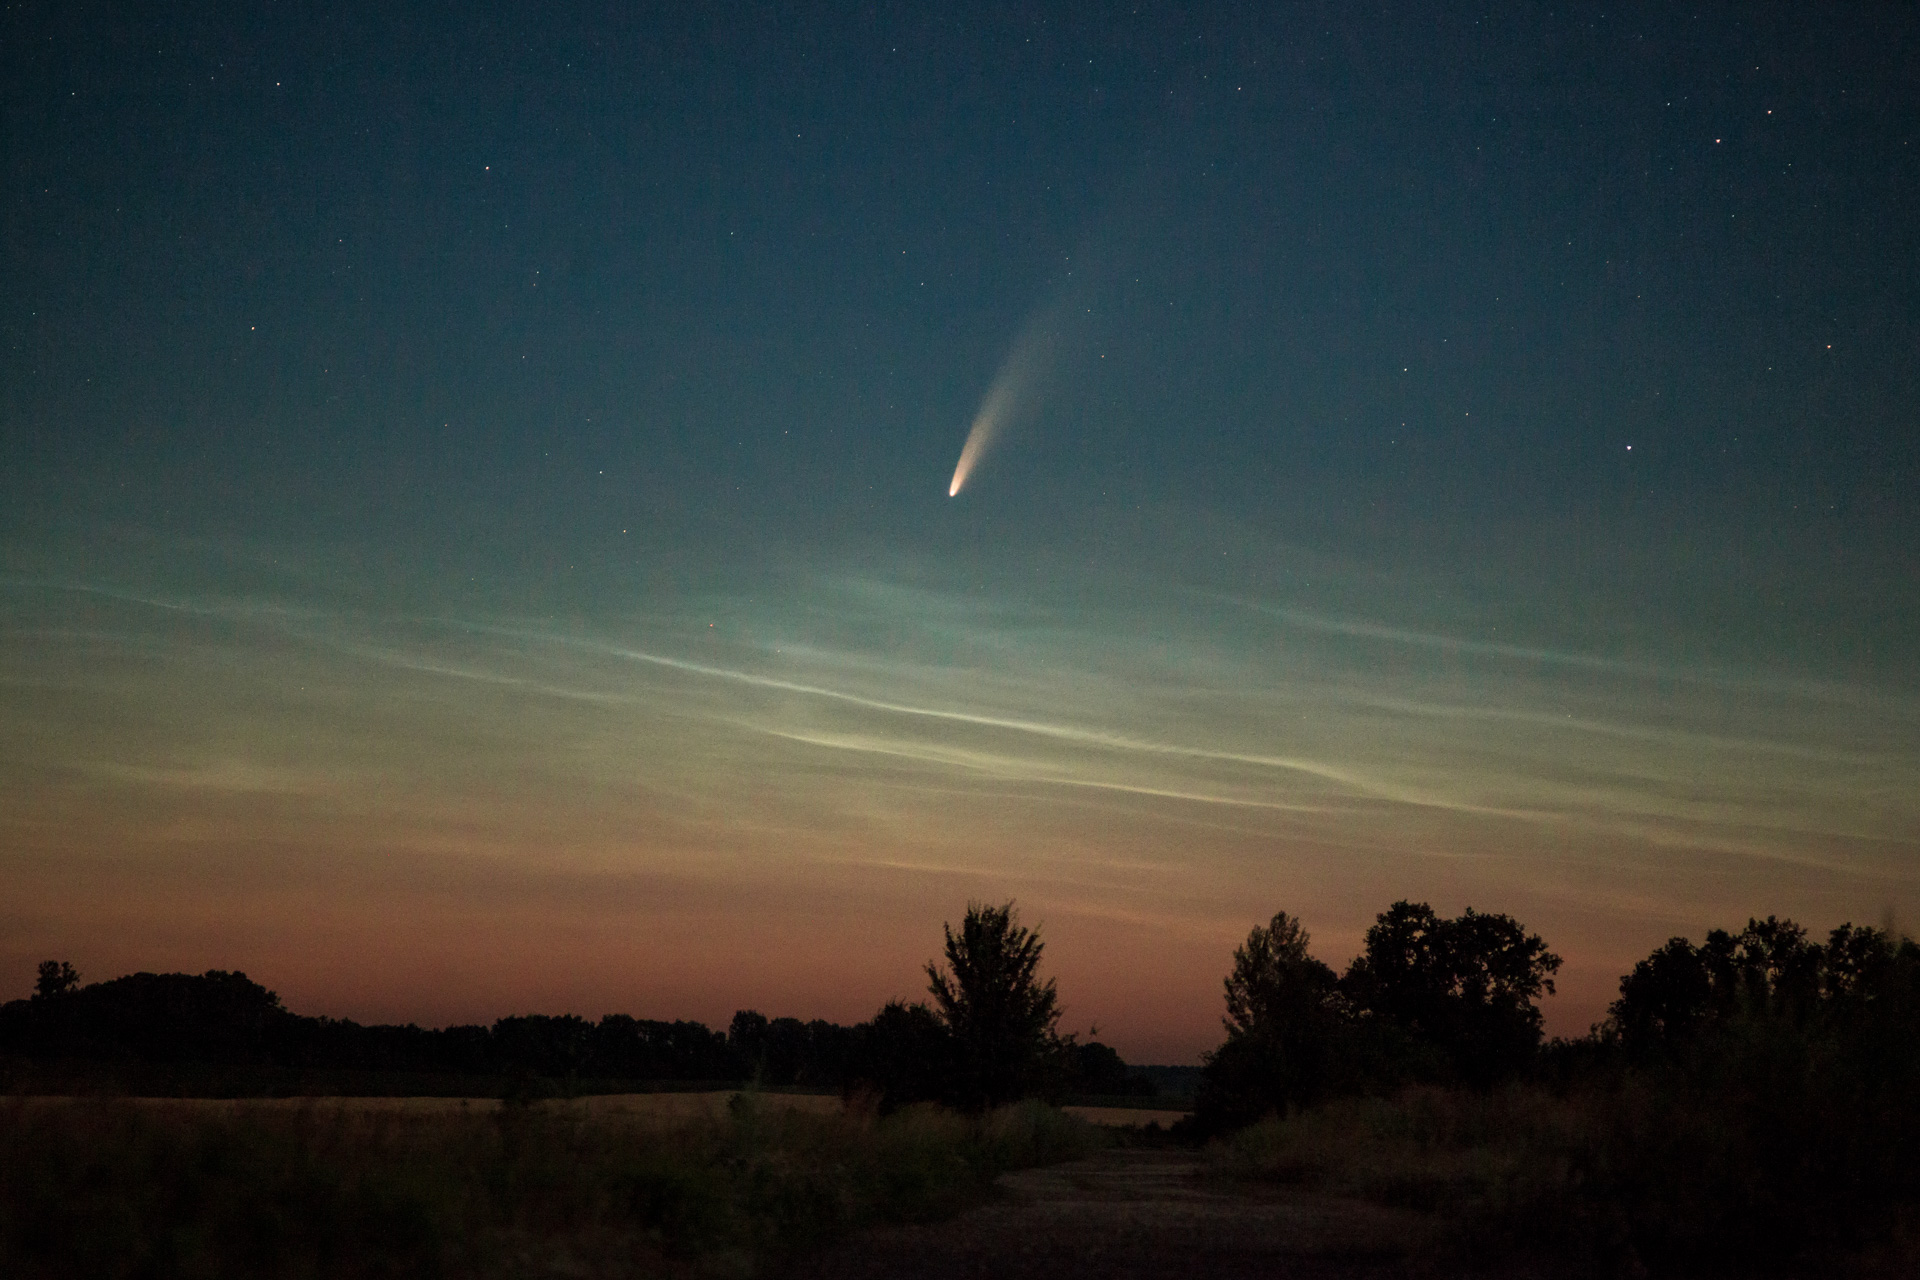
9, 4, 1915, 539
3, 3, 1916, 1054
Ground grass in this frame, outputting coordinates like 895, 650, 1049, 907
1210, 1080, 1920, 1277
0, 1091, 1104, 1278
1215, 1085, 1566, 1211
0, 1057, 775, 1100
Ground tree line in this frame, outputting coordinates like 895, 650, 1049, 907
1, 903, 1153, 1106
11, 897, 1917, 1129
1194, 901, 1561, 1131
1190, 901, 1920, 1268
1191, 901, 1920, 1130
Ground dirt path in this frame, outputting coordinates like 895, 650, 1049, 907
782, 1146, 1468, 1280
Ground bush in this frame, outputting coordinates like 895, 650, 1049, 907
1213, 1032, 1920, 1276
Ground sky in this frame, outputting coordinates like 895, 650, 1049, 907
3, 2, 1916, 1063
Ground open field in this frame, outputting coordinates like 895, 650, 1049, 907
23, 1090, 847, 1123
11, 1082, 1920, 1276
0, 1094, 1477, 1280
0, 1092, 1105, 1278
15, 1090, 1192, 1129
1060, 1103, 1191, 1128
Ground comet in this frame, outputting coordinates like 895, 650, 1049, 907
947, 312, 1059, 496
947, 363, 1022, 496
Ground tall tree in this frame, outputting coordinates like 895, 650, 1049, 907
1609, 936, 1715, 1054
926, 901, 1063, 1109
1196, 911, 1343, 1131
1221, 911, 1341, 1046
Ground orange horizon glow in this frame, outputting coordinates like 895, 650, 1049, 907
3, 536, 1913, 1065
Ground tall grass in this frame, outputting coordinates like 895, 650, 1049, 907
1213, 1073, 1920, 1276
0, 1093, 1103, 1278
1215, 1085, 1579, 1215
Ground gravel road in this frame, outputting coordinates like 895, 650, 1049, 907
780, 1146, 1524, 1280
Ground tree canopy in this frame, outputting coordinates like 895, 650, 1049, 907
1196, 900, 1564, 1132
1221, 911, 1341, 1045
1342, 900, 1562, 1086
925, 900, 1064, 1109
1608, 917, 1916, 1056
1198, 911, 1344, 1127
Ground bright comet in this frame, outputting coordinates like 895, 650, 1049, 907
947, 302, 1063, 495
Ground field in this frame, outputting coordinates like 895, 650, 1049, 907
12, 1082, 1920, 1277
0, 1091, 1473, 1280
15, 1090, 1190, 1128
0, 1090, 1105, 1278
60, 1090, 849, 1122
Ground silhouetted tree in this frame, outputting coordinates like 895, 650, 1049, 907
728, 1009, 771, 1075
1609, 936, 1715, 1054
797, 1018, 858, 1087
762, 1017, 809, 1084
1341, 901, 1561, 1085
592, 1015, 739, 1079
1590, 918, 1920, 1264
1194, 912, 1343, 1130
727, 1010, 856, 1087
1608, 916, 1858, 1056
491, 1014, 594, 1078
1066, 1040, 1154, 1096
34, 961, 79, 1000
1822, 921, 1904, 1003
1223, 913, 1341, 1051
926, 901, 1064, 1108
849, 1000, 952, 1111
1733, 915, 1823, 1011
2, 969, 289, 1065
0, 964, 757, 1087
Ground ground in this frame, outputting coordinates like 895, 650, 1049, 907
26, 1095, 1551, 1276
779, 1145, 1532, 1280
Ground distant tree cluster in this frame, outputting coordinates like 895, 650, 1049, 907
0, 901, 1154, 1109
0, 970, 739, 1083
1603, 914, 1912, 1055
1195, 901, 1561, 1132
1194, 901, 1920, 1260
725, 1010, 860, 1088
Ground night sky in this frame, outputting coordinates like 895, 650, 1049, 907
4, 3, 1916, 1062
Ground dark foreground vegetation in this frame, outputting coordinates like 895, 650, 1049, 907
0, 1092, 1101, 1279
0, 903, 1133, 1276
1195, 903, 1920, 1276
9, 899, 1920, 1276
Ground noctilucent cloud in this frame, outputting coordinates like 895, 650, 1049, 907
3, 4, 1916, 1062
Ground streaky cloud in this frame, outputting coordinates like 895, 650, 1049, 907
1233, 597, 1919, 714
753, 725, 1345, 815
